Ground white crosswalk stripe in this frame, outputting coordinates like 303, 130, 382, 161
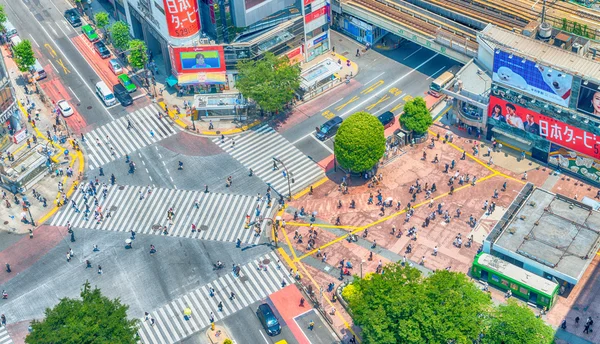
0, 326, 13, 344
212, 125, 325, 197
50, 185, 272, 244
137, 251, 292, 344
83, 104, 177, 170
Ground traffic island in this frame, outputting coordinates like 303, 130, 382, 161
205, 324, 234, 344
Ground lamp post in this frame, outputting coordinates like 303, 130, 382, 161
360, 259, 365, 278
272, 157, 292, 200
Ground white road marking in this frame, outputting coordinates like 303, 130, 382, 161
404, 47, 423, 60
427, 66, 447, 81
170, 176, 174, 182
133, 93, 147, 100
49, 61, 59, 73
50, 27, 57, 36
310, 134, 334, 153
29, 34, 39, 47
142, 160, 146, 166
259, 330, 269, 344
364, 72, 385, 86
69, 87, 81, 102
320, 98, 343, 112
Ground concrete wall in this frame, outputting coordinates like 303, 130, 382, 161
231, 0, 296, 27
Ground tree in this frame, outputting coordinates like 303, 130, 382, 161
0, 5, 7, 32
483, 300, 554, 344
13, 40, 36, 73
94, 12, 110, 37
26, 282, 139, 344
334, 112, 386, 172
399, 97, 432, 135
110, 21, 130, 52
236, 52, 300, 114
128, 39, 148, 71
343, 264, 492, 344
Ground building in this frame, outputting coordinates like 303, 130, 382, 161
0, 53, 21, 152
120, 0, 328, 93
484, 184, 600, 293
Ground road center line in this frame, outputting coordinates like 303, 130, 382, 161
363, 72, 385, 86
404, 47, 423, 60
68, 87, 81, 102
29, 34, 39, 47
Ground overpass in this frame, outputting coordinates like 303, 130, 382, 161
340, 0, 479, 64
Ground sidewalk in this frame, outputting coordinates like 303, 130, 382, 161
1, 46, 83, 234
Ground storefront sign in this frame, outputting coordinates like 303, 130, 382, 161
163, 0, 201, 38
13, 129, 27, 144
307, 31, 327, 49
548, 143, 600, 182
489, 96, 600, 159
286, 46, 303, 65
171, 46, 226, 74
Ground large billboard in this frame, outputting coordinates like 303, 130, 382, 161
548, 143, 600, 182
492, 49, 573, 107
576, 80, 600, 118
163, 0, 201, 38
171, 46, 226, 74
489, 96, 600, 159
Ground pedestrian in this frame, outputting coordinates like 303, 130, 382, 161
150, 244, 156, 255
86, 260, 92, 268
308, 320, 315, 330
149, 129, 155, 137
131, 230, 136, 240
98, 265, 103, 274
1, 313, 5, 327
5, 263, 10, 273
93, 244, 99, 252
29, 229, 33, 239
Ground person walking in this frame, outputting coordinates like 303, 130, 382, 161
98, 265, 103, 274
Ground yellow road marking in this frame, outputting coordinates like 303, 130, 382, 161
286, 222, 361, 230
292, 176, 329, 200
322, 110, 335, 120
402, 94, 414, 102
44, 43, 57, 58
56, 59, 70, 74
334, 96, 359, 112
360, 80, 384, 95
390, 102, 404, 113
388, 87, 402, 96
365, 94, 390, 111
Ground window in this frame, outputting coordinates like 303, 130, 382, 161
501, 279, 509, 287
540, 296, 548, 304
510, 283, 518, 290
519, 287, 529, 295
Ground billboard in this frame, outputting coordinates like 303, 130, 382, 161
163, 0, 201, 38
286, 46, 303, 65
548, 143, 600, 182
576, 80, 600, 118
489, 96, 600, 159
171, 46, 226, 74
492, 49, 573, 107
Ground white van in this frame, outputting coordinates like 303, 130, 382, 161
3, 21, 18, 39
29, 60, 47, 80
9, 35, 21, 50
95, 81, 116, 106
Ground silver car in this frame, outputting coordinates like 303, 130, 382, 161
108, 59, 122, 75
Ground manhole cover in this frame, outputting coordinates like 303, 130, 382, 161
240, 275, 249, 283
152, 224, 161, 230
110, 206, 117, 212
200, 225, 208, 231
87, 106, 92, 110
216, 130, 221, 134
262, 258, 271, 265
3, 221, 7, 225
118, 186, 125, 190
338, 38, 343, 41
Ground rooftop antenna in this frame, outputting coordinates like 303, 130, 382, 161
541, 0, 547, 23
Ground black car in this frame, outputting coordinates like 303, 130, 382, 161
378, 111, 396, 129
64, 9, 82, 27
113, 84, 133, 106
94, 41, 111, 59
316, 116, 343, 141
257, 304, 281, 336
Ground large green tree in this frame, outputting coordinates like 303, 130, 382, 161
26, 282, 139, 344
483, 300, 554, 344
94, 12, 110, 37
334, 112, 385, 172
344, 265, 493, 344
13, 40, 36, 73
128, 39, 148, 71
236, 52, 300, 114
400, 97, 433, 135
0, 5, 7, 31
110, 21, 130, 52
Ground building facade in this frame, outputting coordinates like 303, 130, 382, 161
0, 53, 21, 152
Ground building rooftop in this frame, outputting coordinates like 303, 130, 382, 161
491, 186, 600, 284
479, 25, 600, 82
456, 59, 491, 97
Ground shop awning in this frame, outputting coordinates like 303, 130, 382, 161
491, 127, 532, 145
166, 75, 178, 87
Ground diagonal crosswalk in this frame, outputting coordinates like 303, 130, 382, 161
137, 251, 292, 344
0, 326, 13, 344
83, 104, 177, 170
50, 185, 272, 244
212, 125, 325, 197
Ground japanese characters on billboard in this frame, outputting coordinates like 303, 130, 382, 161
488, 96, 600, 159
576, 80, 600, 118
172, 46, 226, 74
163, 0, 201, 38
492, 49, 573, 107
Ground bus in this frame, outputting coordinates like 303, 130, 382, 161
429, 71, 455, 97
471, 253, 559, 309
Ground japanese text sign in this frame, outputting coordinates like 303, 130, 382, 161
163, 0, 201, 38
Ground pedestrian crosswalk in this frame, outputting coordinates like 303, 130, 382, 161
212, 125, 325, 197
137, 251, 292, 344
50, 185, 272, 244
0, 326, 13, 344
83, 104, 177, 170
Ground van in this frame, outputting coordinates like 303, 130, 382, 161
9, 35, 22, 50
316, 116, 343, 140
29, 60, 47, 80
3, 21, 17, 39
378, 111, 395, 129
95, 81, 116, 106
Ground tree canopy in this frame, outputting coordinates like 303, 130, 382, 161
343, 263, 554, 344
26, 282, 139, 344
128, 39, 148, 71
0, 6, 7, 32
235, 52, 300, 114
94, 12, 110, 36
400, 97, 433, 135
110, 21, 130, 52
334, 112, 386, 172
13, 40, 36, 73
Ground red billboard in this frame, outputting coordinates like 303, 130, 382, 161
305, 6, 328, 23
489, 96, 600, 159
171, 46, 226, 74
163, 0, 201, 38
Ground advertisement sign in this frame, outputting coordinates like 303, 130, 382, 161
286, 46, 303, 65
307, 31, 327, 49
492, 49, 573, 107
489, 96, 600, 159
548, 143, 600, 182
177, 72, 226, 85
163, 0, 201, 38
576, 80, 600, 118
172, 46, 226, 74
305, 5, 328, 24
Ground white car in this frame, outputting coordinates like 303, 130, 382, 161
57, 99, 74, 117
108, 58, 123, 75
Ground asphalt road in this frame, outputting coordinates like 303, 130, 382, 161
281, 38, 459, 165
1, 0, 135, 129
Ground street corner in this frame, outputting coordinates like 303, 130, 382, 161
0, 225, 68, 285
269, 284, 315, 343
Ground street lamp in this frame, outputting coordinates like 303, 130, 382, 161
272, 157, 293, 200
360, 259, 365, 278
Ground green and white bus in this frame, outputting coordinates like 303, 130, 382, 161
471, 253, 559, 309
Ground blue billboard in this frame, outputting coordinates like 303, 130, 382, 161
492, 49, 573, 107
